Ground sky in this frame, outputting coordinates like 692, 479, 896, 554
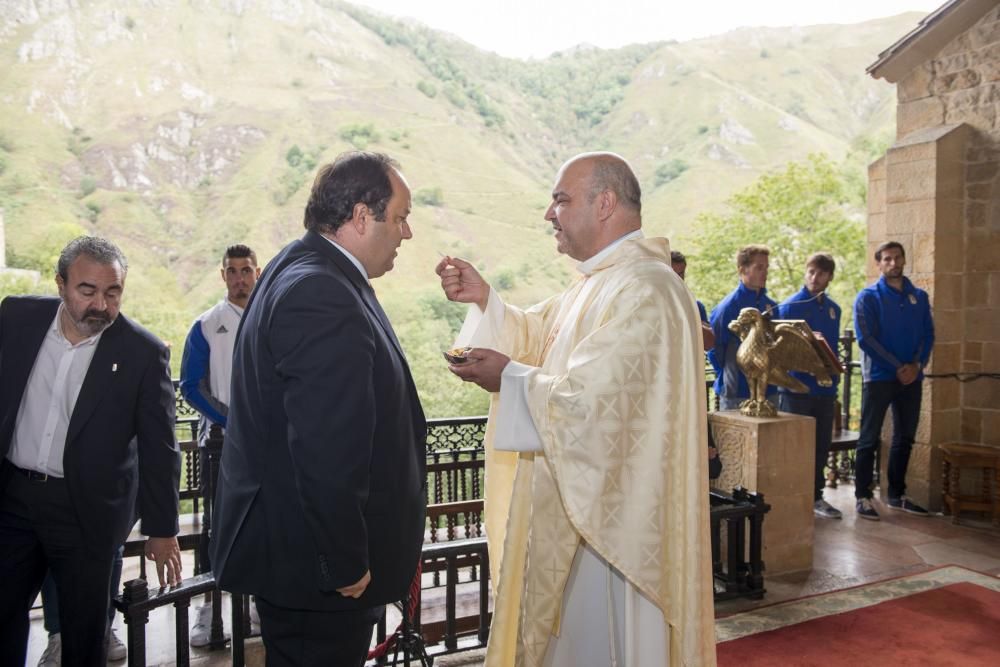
348, 0, 946, 59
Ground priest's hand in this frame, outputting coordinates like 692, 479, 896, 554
145, 536, 182, 587
435, 256, 490, 311
449, 347, 510, 392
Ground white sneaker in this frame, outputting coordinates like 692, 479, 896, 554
190, 602, 229, 648
105, 626, 127, 661
37, 633, 60, 667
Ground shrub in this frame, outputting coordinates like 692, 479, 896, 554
339, 123, 380, 149
655, 159, 689, 186
79, 177, 97, 197
416, 80, 437, 98
286, 145, 304, 167
414, 187, 444, 207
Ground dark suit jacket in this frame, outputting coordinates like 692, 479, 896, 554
210, 230, 427, 611
0, 296, 180, 555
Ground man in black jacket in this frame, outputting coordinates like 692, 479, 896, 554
0, 236, 181, 666
211, 152, 427, 666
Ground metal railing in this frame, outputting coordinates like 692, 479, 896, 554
112, 333, 864, 665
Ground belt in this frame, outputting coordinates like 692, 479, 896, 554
10, 464, 62, 483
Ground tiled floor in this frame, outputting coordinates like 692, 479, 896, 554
716, 484, 1000, 616
24, 484, 1000, 665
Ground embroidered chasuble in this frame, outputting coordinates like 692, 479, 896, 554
455, 237, 717, 666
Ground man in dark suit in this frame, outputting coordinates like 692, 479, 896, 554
0, 236, 182, 666
211, 152, 427, 667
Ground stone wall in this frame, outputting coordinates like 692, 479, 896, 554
868, 4, 1000, 508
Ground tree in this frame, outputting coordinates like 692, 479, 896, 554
683, 154, 866, 326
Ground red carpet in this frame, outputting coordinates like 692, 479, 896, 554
717, 582, 1000, 666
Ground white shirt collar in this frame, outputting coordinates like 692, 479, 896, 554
577, 229, 644, 276
321, 235, 369, 280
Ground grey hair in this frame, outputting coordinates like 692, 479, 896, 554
57, 236, 128, 281
585, 153, 642, 213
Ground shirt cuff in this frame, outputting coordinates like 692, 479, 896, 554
455, 288, 505, 349
494, 360, 544, 453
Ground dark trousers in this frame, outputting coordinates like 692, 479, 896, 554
256, 596, 383, 667
854, 380, 923, 500
778, 393, 835, 501
0, 463, 115, 667
41, 544, 124, 634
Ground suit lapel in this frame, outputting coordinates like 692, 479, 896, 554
301, 232, 425, 430
302, 231, 409, 362
66, 317, 124, 445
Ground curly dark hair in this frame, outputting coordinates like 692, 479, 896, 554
303, 152, 400, 234
57, 236, 128, 281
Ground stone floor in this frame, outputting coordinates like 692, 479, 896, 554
24, 484, 1000, 665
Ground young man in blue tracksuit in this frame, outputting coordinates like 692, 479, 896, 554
709, 244, 778, 411
775, 253, 842, 519
670, 250, 715, 351
180, 244, 260, 645
853, 241, 934, 521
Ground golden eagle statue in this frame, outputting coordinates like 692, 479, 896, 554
728, 307, 835, 417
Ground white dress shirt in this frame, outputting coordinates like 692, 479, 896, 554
322, 235, 368, 280
7, 305, 104, 477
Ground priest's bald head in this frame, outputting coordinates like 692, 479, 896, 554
544, 152, 642, 262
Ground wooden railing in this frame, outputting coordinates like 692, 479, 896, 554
112, 332, 864, 665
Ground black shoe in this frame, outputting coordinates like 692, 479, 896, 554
856, 498, 880, 521
887, 496, 929, 516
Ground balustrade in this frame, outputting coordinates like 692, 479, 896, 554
109, 334, 861, 664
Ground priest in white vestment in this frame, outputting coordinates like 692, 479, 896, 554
435, 153, 717, 667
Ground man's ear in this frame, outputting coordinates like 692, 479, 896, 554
350, 202, 369, 234
597, 189, 617, 222
55, 273, 65, 297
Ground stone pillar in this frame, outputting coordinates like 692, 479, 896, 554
710, 411, 815, 574
867, 123, 969, 510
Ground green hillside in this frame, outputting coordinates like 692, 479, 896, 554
0, 1, 920, 415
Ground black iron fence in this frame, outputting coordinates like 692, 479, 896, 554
112, 332, 863, 665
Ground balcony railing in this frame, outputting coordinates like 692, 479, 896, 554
112, 332, 863, 665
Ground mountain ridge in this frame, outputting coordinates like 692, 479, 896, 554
0, 1, 920, 412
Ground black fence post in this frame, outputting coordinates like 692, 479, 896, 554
840, 329, 855, 430
477, 545, 490, 645
122, 578, 149, 667
199, 424, 230, 650
174, 597, 191, 666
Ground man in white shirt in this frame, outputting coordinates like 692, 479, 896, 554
0, 236, 181, 666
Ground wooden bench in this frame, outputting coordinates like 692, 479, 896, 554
941, 443, 1000, 526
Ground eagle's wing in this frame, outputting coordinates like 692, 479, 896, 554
769, 322, 832, 391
